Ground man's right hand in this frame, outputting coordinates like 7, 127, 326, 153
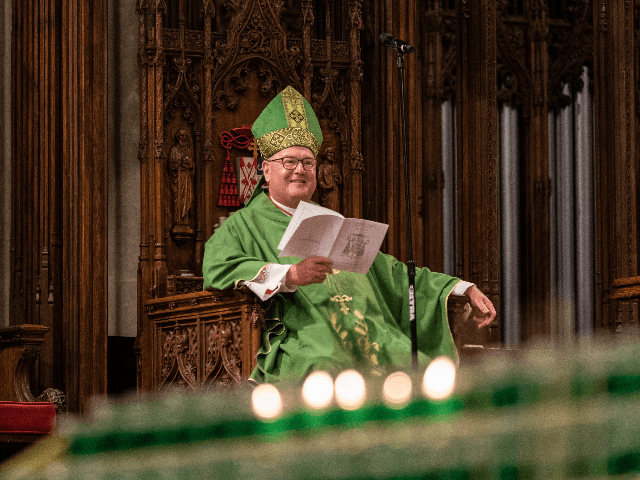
286, 257, 334, 287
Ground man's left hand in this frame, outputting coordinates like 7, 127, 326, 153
464, 285, 496, 329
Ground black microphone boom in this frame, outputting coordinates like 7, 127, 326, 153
379, 33, 415, 54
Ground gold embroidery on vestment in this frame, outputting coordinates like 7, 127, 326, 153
330, 313, 339, 331
327, 276, 384, 376
330, 294, 353, 315
354, 327, 367, 337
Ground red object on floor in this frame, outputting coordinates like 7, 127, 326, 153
0, 401, 56, 434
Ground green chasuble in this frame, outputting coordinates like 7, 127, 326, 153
203, 191, 461, 383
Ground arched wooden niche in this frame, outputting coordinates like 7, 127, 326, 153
136, 0, 364, 392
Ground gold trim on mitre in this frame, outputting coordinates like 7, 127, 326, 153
257, 127, 322, 159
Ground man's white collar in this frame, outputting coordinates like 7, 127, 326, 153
270, 196, 296, 216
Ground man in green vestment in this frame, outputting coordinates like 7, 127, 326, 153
203, 86, 495, 383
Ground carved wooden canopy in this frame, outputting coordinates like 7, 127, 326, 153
135, 0, 364, 392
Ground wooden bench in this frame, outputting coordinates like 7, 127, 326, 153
0, 325, 63, 462
0, 401, 56, 462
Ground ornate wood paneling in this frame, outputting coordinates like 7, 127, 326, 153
456, 0, 500, 345
594, 1, 639, 333
10, 0, 63, 396
360, 0, 447, 270
136, 0, 364, 392
144, 288, 264, 391
489, 1, 594, 341
10, 0, 108, 413
144, 284, 471, 393
416, 3, 457, 274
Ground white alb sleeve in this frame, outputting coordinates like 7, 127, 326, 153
451, 280, 474, 296
238, 263, 297, 301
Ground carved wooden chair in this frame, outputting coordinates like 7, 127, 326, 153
144, 283, 264, 392
144, 275, 481, 392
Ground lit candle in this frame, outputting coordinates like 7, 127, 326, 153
335, 370, 366, 411
383, 371, 413, 409
252, 383, 283, 420
302, 371, 334, 410
422, 356, 457, 400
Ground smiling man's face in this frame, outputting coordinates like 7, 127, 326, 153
263, 145, 317, 208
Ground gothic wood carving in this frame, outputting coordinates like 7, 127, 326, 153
137, 0, 364, 392
492, 1, 595, 340
497, 2, 552, 339
145, 288, 264, 391
317, 143, 343, 211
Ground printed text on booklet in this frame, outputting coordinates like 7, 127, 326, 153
278, 201, 388, 274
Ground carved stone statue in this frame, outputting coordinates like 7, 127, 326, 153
169, 128, 195, 240
317, 144, 342, 212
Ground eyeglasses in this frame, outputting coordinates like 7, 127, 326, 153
267, 156, 317, 171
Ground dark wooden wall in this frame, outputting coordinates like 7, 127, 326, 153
8, 0, 640, 409
594, 1, 639, 332
363, 0, 640, 342
10, 0, 108, 413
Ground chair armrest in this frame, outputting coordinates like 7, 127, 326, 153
144, 287, 264, 391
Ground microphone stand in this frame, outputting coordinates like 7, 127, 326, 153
395, 52, 419, 371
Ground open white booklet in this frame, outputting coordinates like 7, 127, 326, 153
278, 201, 389, 274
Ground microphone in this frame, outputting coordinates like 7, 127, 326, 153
379, 33, 415, 54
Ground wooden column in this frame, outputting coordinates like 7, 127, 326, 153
395, 0, 419, 264
455, 0, 500, 343
346, 0, 364, 221
10, 0, 63, 392
151, 6, 168, 302
360, 0, 390, 239
60, 0, 108, 413
135, 0, 151, 393
11, 0, 108, 413
361, 2, 459, 272
135, 0, 168, 393
594, 1, 638, 332
202, 1, 215, 242
418, 1, 446, 272
521, 2, 551, 339
360, 0, 424, 263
